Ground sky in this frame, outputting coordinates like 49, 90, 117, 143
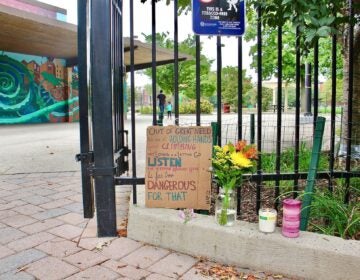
37, 0, 255, 85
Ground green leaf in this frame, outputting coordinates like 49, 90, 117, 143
316, 26, 331, 37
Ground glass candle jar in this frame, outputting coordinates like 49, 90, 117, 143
282, 199, 301, 238
259, 208, 277, 233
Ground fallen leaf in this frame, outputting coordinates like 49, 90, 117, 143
273, 275, 284, 279
117, 228, 127, 237
95, 240, 111, 250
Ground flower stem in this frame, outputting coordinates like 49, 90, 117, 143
218, 190, 230, 225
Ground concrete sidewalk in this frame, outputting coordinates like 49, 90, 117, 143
0, 172, 294, 280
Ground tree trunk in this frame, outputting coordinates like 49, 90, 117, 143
284, 82, 289, 113
340, 22, 360, 158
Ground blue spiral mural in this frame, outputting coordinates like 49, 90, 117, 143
0, 54, 79, 124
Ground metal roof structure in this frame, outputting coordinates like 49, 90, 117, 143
0, 3, 190, 69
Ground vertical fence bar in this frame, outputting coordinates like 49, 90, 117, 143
294, 27, 301, 197
78, 0, 94, 218
196, 35, 201, 126
151, 0, 157, 125
90, 0, 117, 236
237, 37, 243, 216
217, 36, 222, 146
329, 33, 337, 192
112, 4, 117, 151
119, 0, 125, 152
275, 25, 282, 209
238, 37, 243, 140
129, 0, 137, 204
313, 40, 319, 128
174, 0, 179, 125
250, 114, 255, 144
345, 0, 354, 203
256, 4, 262, 213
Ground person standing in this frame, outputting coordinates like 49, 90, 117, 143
166, 101, 173, 119
157, 90, 166, 113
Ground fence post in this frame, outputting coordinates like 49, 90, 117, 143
250, 114, 255, 144
300, 117, 326, 231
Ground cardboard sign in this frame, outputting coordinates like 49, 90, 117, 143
192, 0, 246, 36
145, 126, 212, 209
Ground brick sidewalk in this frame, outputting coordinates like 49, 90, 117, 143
0, 173, 293, 280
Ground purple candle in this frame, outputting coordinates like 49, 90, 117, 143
282, 199, 301, 238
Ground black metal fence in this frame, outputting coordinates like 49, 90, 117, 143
77, 0, 359, 236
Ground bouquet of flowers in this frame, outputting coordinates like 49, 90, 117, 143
212, 140, 257, 225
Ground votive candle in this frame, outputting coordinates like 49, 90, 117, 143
282, 199, 301, 238
259, 208, 277, 233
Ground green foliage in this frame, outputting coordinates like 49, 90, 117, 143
142, 32, 215, 99
317, 106, 342, 114
307, 186, 360, 239
179, 99, 213, 114
262, 143, 328, 172
247, 0, 354, 53
320, 78, 344, 106
139, 106, 153, 114
244, 87, 273, 111
220, 67, 254, 107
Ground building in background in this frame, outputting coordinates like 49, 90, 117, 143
0, 0, 78, 124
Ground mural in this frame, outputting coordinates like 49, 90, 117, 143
0, 52, 79, 124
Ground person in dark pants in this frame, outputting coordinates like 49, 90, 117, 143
157, 90, 166, 113
166, 101, 172, 119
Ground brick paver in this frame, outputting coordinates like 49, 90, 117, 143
146, 273, 175, 280
0, 249, 46, 274
147, 253, 198, 278
13, 204, 44, 215
36, 238, 81, 258
0, 270, 35, 280
0, 209, 17, 219
7, 232, 55, 251
78, 237, 115, 251
63, 250, 109, 270
39, 198, 74, 210
0, 173, 294, 280
48, 224, 83, 240
102, 260, 151, 280
121, 245, 170, 269
26, 256, 79, 280
1, 214, 38, 228
31, 208, 70, 220
57, 213, 86, 225
64, 265, 119, 280
19, 218, 64, 234
0, 245, 15, 259
0, 227, 27, 244
101, 238, 143, 260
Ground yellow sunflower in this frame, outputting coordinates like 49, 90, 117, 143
230, 152, 253, 168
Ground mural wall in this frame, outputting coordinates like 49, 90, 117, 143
0, 52, 79, 124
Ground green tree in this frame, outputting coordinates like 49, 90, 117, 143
220, 67, 253, 107
142, 32, 215, 99
244, 19, 343, 112
246, 0, 360, 152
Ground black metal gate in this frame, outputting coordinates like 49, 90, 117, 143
77, 0, 359, 237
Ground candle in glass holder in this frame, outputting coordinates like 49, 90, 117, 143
282, 199, 301, 238
258, 208, 277, 233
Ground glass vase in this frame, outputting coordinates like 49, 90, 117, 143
215, 188, 237, 226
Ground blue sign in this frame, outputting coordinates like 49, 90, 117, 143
192, 0, 246, 36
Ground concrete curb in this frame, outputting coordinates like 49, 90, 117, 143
128, 186, 360, 280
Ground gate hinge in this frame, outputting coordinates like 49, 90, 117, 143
75, 151, 94, 163
87, 165, 116, 177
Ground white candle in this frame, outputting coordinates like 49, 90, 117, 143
259, 208, 277, 233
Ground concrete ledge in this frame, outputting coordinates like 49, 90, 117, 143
128, 186, 360, 280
